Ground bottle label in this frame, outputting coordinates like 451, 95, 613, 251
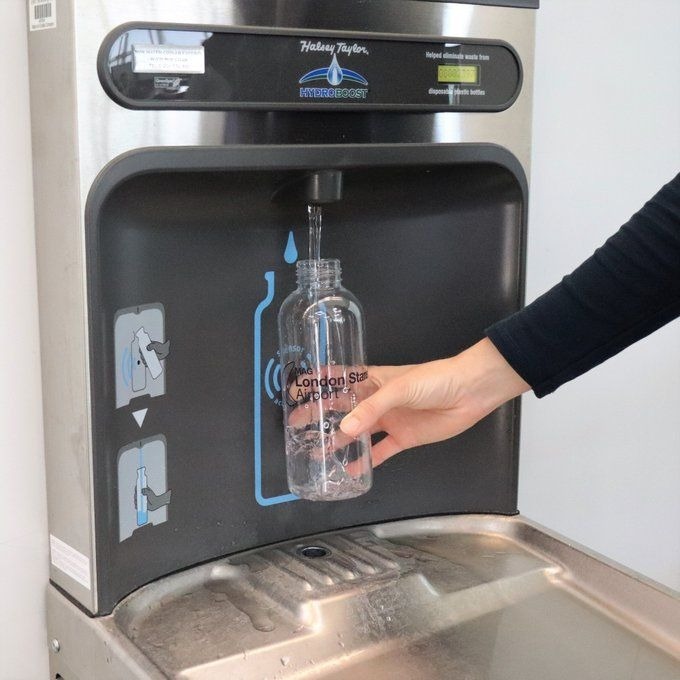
282, 360, 368, 408
279, 347, 373, 500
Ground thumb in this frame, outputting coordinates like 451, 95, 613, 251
340, 381, 406, 437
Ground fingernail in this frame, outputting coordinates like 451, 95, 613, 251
340, 414, 360, 435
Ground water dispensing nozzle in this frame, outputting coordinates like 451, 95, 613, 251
271, 169, 343, 205
303, 169, 343, 204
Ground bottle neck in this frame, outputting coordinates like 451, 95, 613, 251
296, 258, 341, 290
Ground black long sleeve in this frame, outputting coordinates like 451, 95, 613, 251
486, 172, 680, 398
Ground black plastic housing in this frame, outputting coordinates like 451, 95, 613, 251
86, 144, 527, 613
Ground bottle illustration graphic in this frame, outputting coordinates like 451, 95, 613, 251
253, 231, 300, 506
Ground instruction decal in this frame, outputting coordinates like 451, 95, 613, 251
118, 435, 171, 542
114, 303, 169, 408
132, 44, 205, 75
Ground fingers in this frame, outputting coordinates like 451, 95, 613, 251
367, 364, 415, 388
340, 380, 407, 438
142, 487, 172, 511
370, 435, 404, 467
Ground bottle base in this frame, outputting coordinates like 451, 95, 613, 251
289, 481, 371, 502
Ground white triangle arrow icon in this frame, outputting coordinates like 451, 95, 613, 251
132, 408, 148, 428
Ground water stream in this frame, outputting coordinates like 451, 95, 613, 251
308, 204, 323, 262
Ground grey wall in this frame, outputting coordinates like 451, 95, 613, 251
520, 0, 680, 590
0, 1, 49, 678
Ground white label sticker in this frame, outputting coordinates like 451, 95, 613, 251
50, 534, 91, 590
132, 44, 205, 74
29, 0, 56, 31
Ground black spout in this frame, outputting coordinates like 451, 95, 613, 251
303, 169, 343, 204
271, 169, 344, 204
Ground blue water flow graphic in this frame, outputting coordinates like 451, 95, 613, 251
136, 462, 148, 526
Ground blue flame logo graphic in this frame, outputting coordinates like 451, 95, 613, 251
299, 54, 368, 86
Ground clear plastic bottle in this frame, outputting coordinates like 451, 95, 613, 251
278, 259, 372, 500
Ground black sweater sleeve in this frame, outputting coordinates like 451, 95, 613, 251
486, 172, 680, 398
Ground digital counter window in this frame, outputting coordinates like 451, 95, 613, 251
437, 64, 480, 84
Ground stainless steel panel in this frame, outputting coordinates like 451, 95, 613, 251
28, 0, 97, 611
46, 586, 164, 680
75, 0, 535, 198
30, 0, 535, 612
47, 516, 680, 680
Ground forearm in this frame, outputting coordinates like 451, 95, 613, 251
488, 173, 680, 397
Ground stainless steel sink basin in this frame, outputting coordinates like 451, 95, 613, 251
48, 515, 680, 679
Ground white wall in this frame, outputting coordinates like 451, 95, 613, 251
0, 1, 49, 679
0, 1, 678, 679
521, 0, 680, 590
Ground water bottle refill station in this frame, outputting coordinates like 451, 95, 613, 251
28, 1, 679, 678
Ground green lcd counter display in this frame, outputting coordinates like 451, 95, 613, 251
437, 64, 479, 84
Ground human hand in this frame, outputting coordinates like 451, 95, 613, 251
339, 338, 530, 466
141, 487, 172, 511
284, 364, 371, 471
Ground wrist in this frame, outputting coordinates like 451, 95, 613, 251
452, 337, 530, 414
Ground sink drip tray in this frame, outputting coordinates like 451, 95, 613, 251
110, 516, 680, 679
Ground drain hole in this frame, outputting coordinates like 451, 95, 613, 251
298, 545, 330, 559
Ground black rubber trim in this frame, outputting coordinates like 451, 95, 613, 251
86, 143, 528, 205
97, 23, 523, 113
